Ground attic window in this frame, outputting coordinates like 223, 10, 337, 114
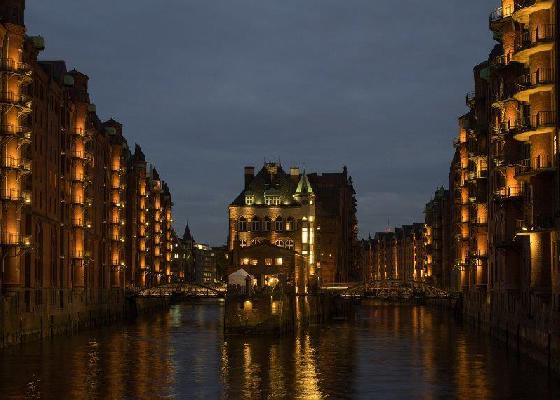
265, 195, 281, 206
245, 195, 254, 205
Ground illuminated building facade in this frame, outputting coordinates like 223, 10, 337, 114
367, 225, 426, 283
0, 0, 176, 345
424, 187, 452, 289
487, 0, 559, 308
228, 163, 316, 293
308, 167, 359, 283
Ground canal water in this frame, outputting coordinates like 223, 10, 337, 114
1, 299, 559, 399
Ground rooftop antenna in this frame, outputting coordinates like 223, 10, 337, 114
384, 217, 392, 233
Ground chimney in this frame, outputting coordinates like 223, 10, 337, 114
244, 166, 254, 188
290, 166, 300, 183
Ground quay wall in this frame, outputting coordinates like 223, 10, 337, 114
0, 289, 169, 348
224, 294, 339, 335
428, 292, 560, 373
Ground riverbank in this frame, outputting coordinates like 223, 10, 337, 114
0, 291, 169, 348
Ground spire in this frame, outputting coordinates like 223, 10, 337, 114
183, 222, 193, 241
296, 171, 313, 194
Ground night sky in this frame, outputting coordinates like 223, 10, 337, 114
26, 0, 495, 245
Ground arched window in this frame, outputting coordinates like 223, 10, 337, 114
251, 217, 260, 232
263, 217, 271, 231
285, 217, 295, 231
275, 217, 283, 232
275, 240, 285, 248
238, 217, 247, 232
285, 239, 294, 250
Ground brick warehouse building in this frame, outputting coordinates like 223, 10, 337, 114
227, 163, 358, 293
369, 0, 560, 333
0, 0, 176, 345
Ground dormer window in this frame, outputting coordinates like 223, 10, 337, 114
265, 195, 281, 206
245, 195, 254, 205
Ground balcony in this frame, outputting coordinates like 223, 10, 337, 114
0, 58, 32, 76
513, 0, 554, 24
514, 111, 556, 141
489, 5, 515, 28
516, 215, 555, 233
71, 128, 85, 137
513, 25, 555, 63
0, 92, 32, 112
71, 218, 84, 228
71, 172, 85, 183
514, 68, 554, 102
514, 155, 555, 177
494, 186, 525, 200
466, 91, 476, 108
0, 188, 24, 202
0, 232, 30, 246
69, 150, 85, 159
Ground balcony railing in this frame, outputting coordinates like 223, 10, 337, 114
517, 215, 555, 231
71, 250, 84, 259
0, 232, 30, 246
0, 188, 24, 201
71, 218, 84, 228
494, 186, 524, 198
515, 25, 556, 52
517, 68, 554, 89
489, 5, 514, 23
517, 111, 556, 132
0, 58, 32, 74
0, 91, 32, 108
515, 155, 554, 176
466, 91, 476, 107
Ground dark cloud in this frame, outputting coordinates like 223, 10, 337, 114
26, 0, 495, 244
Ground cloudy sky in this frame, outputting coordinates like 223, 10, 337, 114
27, 0, 495, 245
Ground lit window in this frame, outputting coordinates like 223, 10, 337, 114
285, 217, 295, 231
245, 195, 254, 205
275, 257, 283, 266
241, 258, 250, 265
286, 240, 294, 250
265, 196, 281, 206
251, 259, 258, 266
275, 240, 285, 248
265, 258, 273, 266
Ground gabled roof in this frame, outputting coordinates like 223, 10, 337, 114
231, 163, 308, 206
296, 172, 313, 194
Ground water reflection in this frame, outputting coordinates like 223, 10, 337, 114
0, 300, 559, 399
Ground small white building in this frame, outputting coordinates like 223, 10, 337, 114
228, 269, 255, 292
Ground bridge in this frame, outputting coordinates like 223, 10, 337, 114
321, 280, 451, 300
135, 283, 227, 298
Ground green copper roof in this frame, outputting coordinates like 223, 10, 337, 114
296, 172, 313, 194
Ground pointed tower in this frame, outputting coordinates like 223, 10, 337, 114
294, 171, 317, 291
